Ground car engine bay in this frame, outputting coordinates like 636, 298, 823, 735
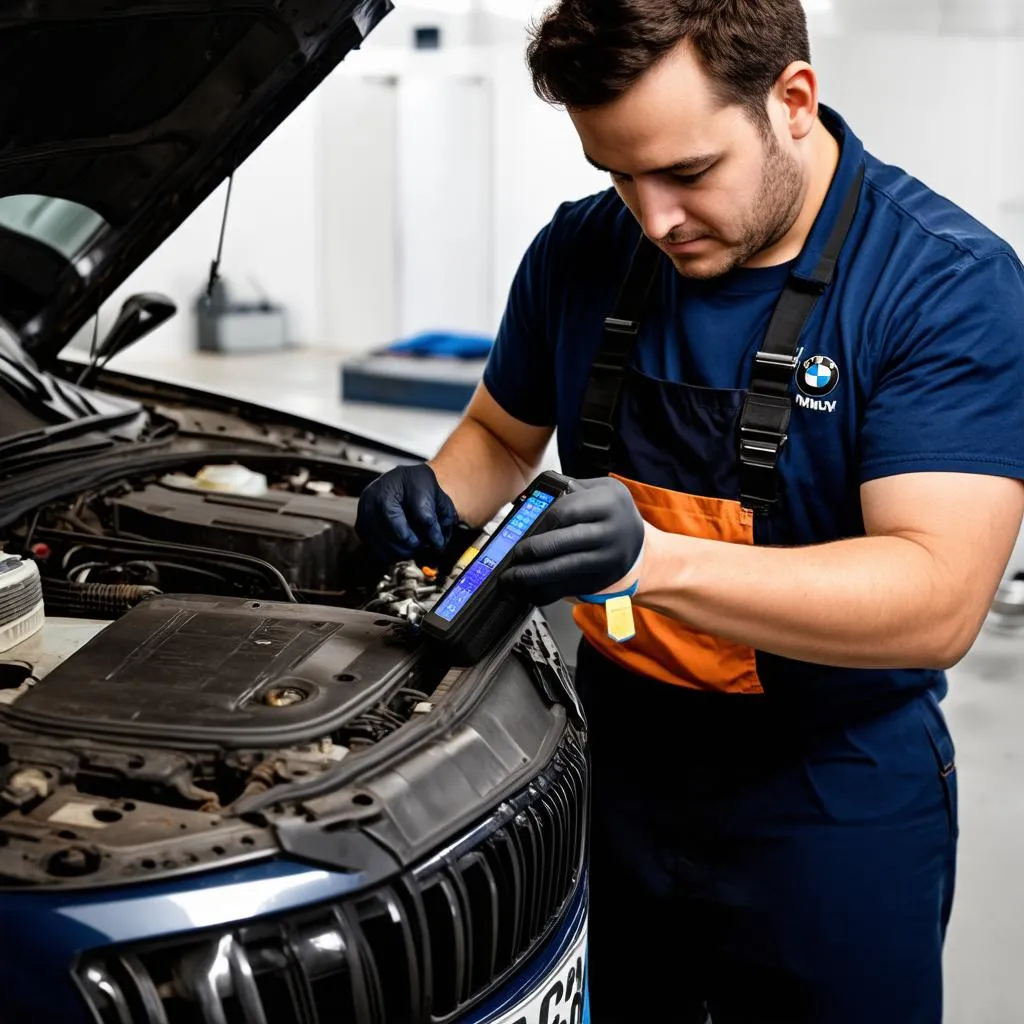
0, 386, 580, 892
15, 459, 432, 612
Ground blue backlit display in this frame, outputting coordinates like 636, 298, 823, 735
433, 489, 556, 622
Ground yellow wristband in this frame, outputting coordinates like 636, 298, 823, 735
604, 594, 636, 643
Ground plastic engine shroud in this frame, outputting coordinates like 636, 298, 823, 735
0, 595, 416, 749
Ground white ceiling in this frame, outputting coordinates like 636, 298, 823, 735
826, 0, 1024, 34
395, 0, 1024, 37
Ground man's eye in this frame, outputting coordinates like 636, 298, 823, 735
673, 168, 710, 185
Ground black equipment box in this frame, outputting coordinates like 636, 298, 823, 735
111, 483, 360, 591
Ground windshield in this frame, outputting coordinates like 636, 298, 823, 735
0, 195, 106, 259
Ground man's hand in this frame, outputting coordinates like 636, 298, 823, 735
356, 464, 459, 563
503, 477, 646, 606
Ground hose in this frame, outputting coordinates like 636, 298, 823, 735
41, 577, 161, 618
36, 527, 297, 602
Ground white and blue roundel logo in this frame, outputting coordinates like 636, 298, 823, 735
797, 355, 840, 398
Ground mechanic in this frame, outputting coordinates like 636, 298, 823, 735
355, 1, 1024, 1021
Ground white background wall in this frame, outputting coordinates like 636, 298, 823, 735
394, 73, 494, 337
91, 95, 321, 360
104, 1, 1024, 364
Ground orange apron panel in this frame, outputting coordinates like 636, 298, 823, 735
573, 474, 764, 695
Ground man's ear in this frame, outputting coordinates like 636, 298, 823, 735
773, 61, 819, 141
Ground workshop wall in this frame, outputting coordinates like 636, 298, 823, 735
813, 33, 1024, 251
102, 2, 1024, 367
82, 95, 320, 366
311, 30, 608, 357
310, 10, 1024, 354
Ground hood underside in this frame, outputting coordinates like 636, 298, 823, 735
0, 0, 392, 365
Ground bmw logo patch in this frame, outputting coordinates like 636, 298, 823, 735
797, 355, 840, 398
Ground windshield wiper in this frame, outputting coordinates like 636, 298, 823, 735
0, 408, 146, 461
0, 436, 116, 477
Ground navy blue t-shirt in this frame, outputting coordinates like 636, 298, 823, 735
484, 107, 1024, 553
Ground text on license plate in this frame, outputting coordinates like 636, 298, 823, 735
489, 926, 588, 1024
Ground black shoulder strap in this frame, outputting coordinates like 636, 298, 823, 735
738, 165, 865, 514
575, 234, 662, 478
575, 165, 865, 493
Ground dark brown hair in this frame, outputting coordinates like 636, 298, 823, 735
527, 0, 811, 131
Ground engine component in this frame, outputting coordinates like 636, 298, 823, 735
68, 558, 162, 589
0, 554, 44, 653
0, 595, 423, 749
305, 479, 335, 496
110, 481, 361, 590
161, 462, 269, 497
0, 616, 111, 709
2, 766, 50, 807
366, 561, 444, 623
41, 577, 160, 618
47, 529, 297, 603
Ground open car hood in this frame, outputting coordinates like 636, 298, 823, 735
0, 0, 392, 368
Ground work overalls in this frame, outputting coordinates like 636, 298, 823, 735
569, 168, 959, 1024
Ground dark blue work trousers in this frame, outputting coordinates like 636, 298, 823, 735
576, 643, 958, 1024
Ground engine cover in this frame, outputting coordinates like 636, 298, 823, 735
110, 482, 361, 590
0, 595, 419, 749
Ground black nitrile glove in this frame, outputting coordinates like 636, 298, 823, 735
356, 464, 459, 564
503, 477, 646, 607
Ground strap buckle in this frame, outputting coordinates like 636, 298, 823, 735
579, 416, 617, 457
592, 318, 640, 371
738, 425, 787, 470
603, 316, 641, 336
752, 349, 800, 389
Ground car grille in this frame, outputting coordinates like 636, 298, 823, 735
75, 736, 586, 1024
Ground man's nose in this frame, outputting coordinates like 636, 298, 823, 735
635, 178, 687, 242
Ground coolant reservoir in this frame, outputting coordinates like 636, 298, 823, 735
160, 464, 269, 497
195, 464, 269, 496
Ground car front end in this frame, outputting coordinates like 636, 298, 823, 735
0, 2, 590, 1020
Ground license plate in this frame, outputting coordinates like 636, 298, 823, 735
487, 925, 588, 1024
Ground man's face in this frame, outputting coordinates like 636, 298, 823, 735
569, 42, 807, 279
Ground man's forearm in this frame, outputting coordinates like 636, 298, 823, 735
636, 528, 981, 671
428, 416, 536, 527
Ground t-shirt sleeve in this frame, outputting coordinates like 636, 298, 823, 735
859, 250, 1024, 483
482, 214, 563, 427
